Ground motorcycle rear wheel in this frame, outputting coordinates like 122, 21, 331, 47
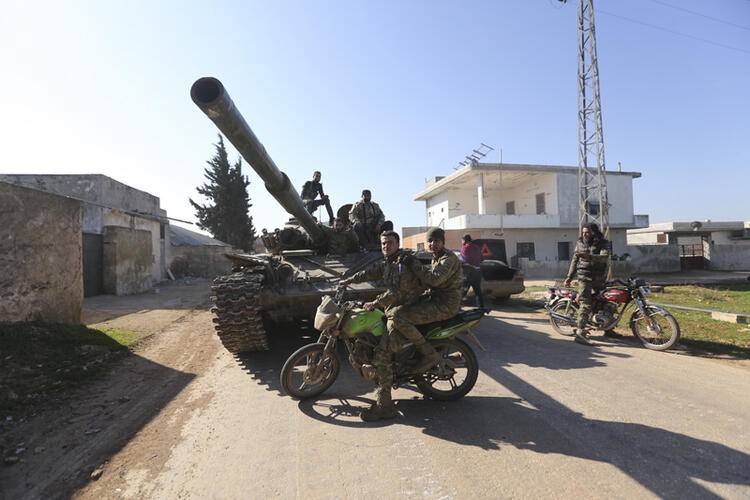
549, 299, 578, 336
280, 343, 340, 399
629, 306, 680, 351
415, 338, 478, 401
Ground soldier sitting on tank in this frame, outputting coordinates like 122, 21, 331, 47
320, 217, 360, 255
300, 170, 334, 226
340, 230, 427, 421
349, 189, 386, 250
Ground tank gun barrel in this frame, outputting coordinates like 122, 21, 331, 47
190, 77, 325, 245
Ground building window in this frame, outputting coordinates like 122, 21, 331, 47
657, 233, 667, 244
417, 242, 425, 251
557, 242, 570, 261
517, 242, 535, 261
585, 201, 600, 216
536, 193, 545, 214
506, 201, 515, 215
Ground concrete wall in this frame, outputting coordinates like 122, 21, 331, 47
0, 174, 169, 285
0, 182, 83, 323
169, 246, 233, 278
709, 244, 750, 271
103, 226, 154, 295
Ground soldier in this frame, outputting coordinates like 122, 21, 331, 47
395, 226, 463, 373
349, 189, 385, 249
321, 217, 359, 255
300, 170, 334, 226
340, 230, 426, 422
564, 222, 610, 345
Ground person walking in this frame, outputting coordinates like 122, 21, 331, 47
461, 234, 485, 309
564, 222, 610, 345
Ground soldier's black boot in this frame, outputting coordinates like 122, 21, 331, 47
411, 341, 441, 373
360, 389, 398, 422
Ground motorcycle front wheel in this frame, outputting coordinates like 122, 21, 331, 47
548, 299, 578, 336
280, 343, 340, 399
415, 338, 478, 401
629, 305, 680, 351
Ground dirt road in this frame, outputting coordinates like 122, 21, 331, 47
2, 280, 749, 498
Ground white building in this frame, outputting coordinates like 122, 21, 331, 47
403, 162, 648, 274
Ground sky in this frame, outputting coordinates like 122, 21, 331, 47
1, 0, 748, 237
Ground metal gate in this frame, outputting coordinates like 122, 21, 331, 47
82, 232, 103, 297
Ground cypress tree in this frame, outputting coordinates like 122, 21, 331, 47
190, 135, 256, 251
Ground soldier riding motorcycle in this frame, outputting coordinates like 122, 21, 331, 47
280, 285, 484, 402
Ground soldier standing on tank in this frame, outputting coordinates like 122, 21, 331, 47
563, 222, 610, 345
395, 227, 463, 373
349, 189, 385, 249
340, 230, 426, 422
301, 170, 334, 226
321, 217, 360, 255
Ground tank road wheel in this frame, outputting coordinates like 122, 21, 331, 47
280, 343, 341, 399
415, 338, 479, 401
629, 305, 681, 351
549, 299, 578, 336
211, 266, 269, 353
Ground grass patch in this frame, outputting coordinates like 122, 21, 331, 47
509, 284, 750, 359
0, 322, 144, 415
652, 284, 750, 313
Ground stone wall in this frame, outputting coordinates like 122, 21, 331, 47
103, 226, 153, 295
0, 182, 83, 323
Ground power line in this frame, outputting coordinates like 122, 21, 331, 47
649, 0, 750, 32
598, 9, 750, 55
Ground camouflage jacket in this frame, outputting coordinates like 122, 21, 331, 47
348, 200, 385, 228
347, 250, 425, 312
566, 237, 610, 284
407, 249, 464, 312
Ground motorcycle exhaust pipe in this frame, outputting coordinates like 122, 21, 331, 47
549, 312, 576, 324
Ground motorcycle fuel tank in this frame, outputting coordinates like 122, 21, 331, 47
340, 309, 387, 338
602, 288, 630, 303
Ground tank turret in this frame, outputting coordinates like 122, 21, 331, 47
190, 76, 325, 247
190, 77, 385, 353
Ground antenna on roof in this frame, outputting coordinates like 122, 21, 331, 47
456, 143, 494, 169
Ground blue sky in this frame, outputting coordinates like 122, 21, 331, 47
1, 0, 748, 236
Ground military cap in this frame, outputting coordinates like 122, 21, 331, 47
426, 227, 445, 242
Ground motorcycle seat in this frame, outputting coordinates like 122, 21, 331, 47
417, 308, 484, 334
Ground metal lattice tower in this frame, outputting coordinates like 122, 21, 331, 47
576, 0, 610, 241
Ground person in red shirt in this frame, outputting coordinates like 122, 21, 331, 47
460, 234, 485, 309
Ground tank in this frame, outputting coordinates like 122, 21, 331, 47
190, 77, 386, 353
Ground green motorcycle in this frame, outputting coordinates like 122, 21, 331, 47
280, 286, 485, 401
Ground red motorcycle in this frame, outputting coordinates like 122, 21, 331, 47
545, 277, 680, 350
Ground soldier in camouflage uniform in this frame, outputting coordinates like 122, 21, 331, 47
340, 230, 426, 422
348, 189, 385, 250
564, 222, 610, 345
320, 217, 359, 255
395, 226, 464, 373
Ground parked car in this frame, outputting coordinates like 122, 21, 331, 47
414, 237, 525, 301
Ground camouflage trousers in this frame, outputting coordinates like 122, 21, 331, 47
373, 332, 393, 391
389, 296, 461, 347
576, 279, 604, 330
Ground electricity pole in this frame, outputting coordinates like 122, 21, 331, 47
574, 0, 610, 240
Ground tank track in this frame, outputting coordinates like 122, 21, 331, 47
210, 265, 269, 353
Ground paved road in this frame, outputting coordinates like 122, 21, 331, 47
68, 301, 750, 499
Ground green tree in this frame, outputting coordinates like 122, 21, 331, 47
190, 135, 256, 251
